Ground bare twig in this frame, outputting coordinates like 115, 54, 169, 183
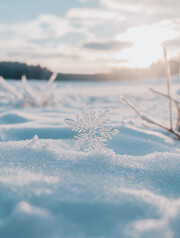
163, 47, 173, 130
121, 97, 180, 139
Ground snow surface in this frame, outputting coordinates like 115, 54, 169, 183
0, 77, 180, 238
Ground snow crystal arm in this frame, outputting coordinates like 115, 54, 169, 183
64, 118, 77, 128
64, 115, 88, 132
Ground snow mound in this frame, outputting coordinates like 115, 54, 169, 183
0, 137, 179, 238
0, 79, 179, 237
0, 112, 30, 124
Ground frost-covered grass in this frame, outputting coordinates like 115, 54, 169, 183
0, 77, 180, 238
0, 74, 57, 107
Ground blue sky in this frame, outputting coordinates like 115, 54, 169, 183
0, 0, 97, 23
0, 0, 179, 74
0, 0, 72, 22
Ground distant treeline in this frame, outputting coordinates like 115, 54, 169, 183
110, 60, 180, 81
0, 62, 52, 80
0, 60, 179, 81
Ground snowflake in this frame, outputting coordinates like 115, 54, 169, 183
65, 106, 119, 151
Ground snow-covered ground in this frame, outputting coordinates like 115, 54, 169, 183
0, 77, 180, 238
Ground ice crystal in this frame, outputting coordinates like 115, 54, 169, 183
65, 106, 119, 151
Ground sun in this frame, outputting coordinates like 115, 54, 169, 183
116, 24, 177, 68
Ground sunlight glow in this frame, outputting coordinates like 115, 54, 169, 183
116, 24, 177, 68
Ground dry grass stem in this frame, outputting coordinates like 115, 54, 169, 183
150, 88, 180, 105
122, 97, 180, 140
163, 47, 173, 130
150, 88, 180, 131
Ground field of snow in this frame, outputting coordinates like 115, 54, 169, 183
0, 77, 180, 238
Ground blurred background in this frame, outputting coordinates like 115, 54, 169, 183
0, 0, 180, 80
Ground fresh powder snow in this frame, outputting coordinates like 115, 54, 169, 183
0, 77, 179, 238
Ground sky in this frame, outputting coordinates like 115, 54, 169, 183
0, 0, 180, 74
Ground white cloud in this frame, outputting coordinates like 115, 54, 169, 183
77, 0, 88, 2
99, 0, 142, 12
0, 1, 180, 74
66, 7, 124, 27
115, 23, 178, 67
99, 0, 180, 20
0, 7, 128, 74
12, 15, 76, 40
